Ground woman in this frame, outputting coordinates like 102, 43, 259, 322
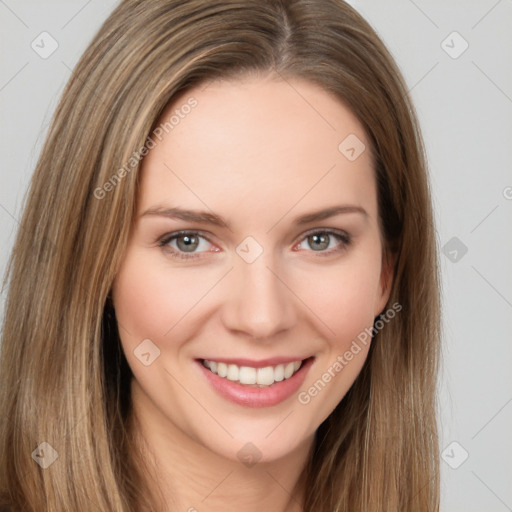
0, 0, 441, 510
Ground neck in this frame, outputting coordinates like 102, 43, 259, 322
128, 380, 313, 512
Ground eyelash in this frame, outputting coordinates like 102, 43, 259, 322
157, 229, 352, 261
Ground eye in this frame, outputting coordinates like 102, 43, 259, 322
295, 229, 351, 255
158, 228, 351, 261
158, 231, 217, 260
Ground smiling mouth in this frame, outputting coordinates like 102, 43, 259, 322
201, 359, 307, 387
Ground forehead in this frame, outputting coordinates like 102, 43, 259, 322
138, 75, 377, 228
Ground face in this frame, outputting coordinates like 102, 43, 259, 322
112, 74, 393, 463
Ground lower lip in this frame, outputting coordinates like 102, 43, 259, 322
197, 357, 314, 408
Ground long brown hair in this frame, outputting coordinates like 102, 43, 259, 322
0, 1, 441, 510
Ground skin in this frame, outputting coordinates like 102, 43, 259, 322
112, 73, 394, 512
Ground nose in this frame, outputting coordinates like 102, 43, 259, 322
220, 252, 297, 341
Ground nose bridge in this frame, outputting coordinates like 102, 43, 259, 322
221, 249, 296, 340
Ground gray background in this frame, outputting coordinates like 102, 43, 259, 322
1, 1, 511, 510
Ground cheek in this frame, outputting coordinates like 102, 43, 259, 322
291, 253, 381, 423
112, 249, 219, 343
291, 249, 383, 345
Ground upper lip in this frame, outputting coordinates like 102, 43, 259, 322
198, 356, 313, 368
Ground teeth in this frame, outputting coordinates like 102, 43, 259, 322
202, 359, 304, 386
239, 366, 257, 384
226, 364, 238, 381
274, 364, 284, 382
256, 366, 274, 386
217, 362, 227, 377
283, 362, 295, 379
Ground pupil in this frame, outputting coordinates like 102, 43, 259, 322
309, 234, 328, 251
178, 235, 198, 252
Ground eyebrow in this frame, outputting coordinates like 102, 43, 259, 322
140, 205, 367, 228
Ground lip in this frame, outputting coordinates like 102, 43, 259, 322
196, 356, 315, 408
